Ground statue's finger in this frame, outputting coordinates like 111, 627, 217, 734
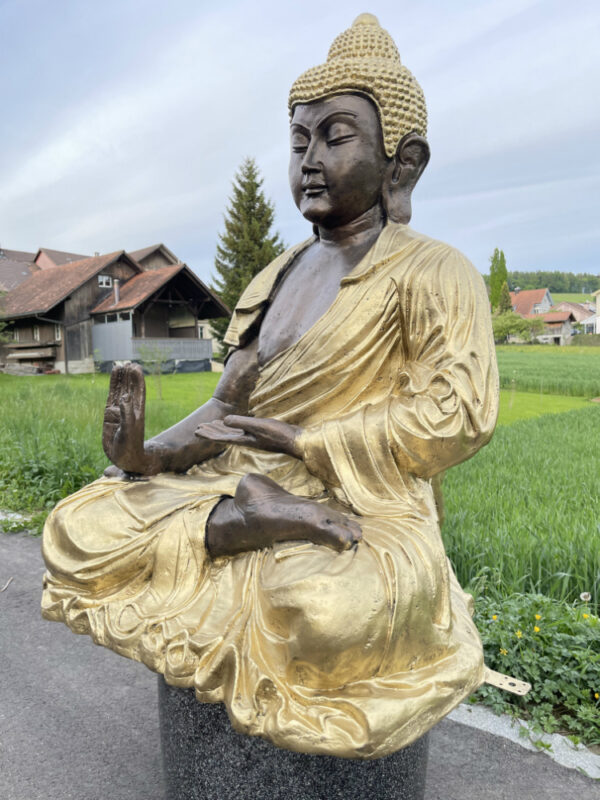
195, 422, 245, 441
119, 393, 136, 430
129, 364, 146, 415
107, 365, 123, 405
223, 414, 264, 432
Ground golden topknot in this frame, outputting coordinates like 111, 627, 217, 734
288, 13, 427, 158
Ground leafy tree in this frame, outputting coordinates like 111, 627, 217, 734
492, 312, 545, 344
489, 248, 508, 310
211, 158, 285, 347
527, 315, 546, 339
497, 281, 513, 314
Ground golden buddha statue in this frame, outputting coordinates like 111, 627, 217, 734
42, 14, 500, 759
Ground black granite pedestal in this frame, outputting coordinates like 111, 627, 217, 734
158, 677, 429, 800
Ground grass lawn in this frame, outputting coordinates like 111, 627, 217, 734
497, 389, 588, 425
551, 292, 596, 304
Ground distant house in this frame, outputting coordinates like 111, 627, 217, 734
526, 311, 576, 346
507, 288, 575, 345
581, 313, 598, 335
128, 243, 179, 271
0, 246, 228, 374
553, 301, 596, 323
33, 248, 89, 271
509, 288, 553, 316
90, 263, 227, 371
593, 290, 600, 334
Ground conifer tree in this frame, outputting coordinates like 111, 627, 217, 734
489, 248, 508, 310
497, 280, 513, 314
211, 158, 285, 347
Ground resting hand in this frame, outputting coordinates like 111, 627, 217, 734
102, 363, 156, 475
195, 415, 302, 459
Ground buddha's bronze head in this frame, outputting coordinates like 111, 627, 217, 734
288, 14, 430, 226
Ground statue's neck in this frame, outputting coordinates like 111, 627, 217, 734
317, 203, 385, 250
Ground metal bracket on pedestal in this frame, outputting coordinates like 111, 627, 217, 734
484, 667, 531, 695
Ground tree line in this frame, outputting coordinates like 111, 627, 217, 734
506, 271, 599, 294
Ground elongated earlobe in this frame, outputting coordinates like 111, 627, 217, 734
382, 134, 430, 224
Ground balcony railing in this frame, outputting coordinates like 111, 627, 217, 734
131, 337, 212, 361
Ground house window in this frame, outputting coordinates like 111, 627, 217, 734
106, 313, 117, 323
120, 312, 130, 321
93, 316, 106, 325
54, 324, 62, 341
198, 326, 204, 338
33, 325, 40, 341
98, 274, 113, 288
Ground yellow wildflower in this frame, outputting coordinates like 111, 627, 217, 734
492, 615, 498, 621
535, 614, 542, 620
595, 693, 599, 700
534, 626, 540, 633
583, 614, 589, 619
515, 630, 523, 639
499, 648, 508, 656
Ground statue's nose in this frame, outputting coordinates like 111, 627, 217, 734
301, 138, 322, 173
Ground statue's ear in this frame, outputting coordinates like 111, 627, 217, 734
382, 133, 430, 224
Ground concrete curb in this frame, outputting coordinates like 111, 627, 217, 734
449, 703, 600, 779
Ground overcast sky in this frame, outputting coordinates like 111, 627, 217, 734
2, 0, 599, 283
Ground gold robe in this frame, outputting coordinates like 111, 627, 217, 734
42, 223, 499, 758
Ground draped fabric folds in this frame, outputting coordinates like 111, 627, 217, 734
42, 223, 498, 758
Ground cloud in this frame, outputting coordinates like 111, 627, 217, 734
1, 0, 599, 280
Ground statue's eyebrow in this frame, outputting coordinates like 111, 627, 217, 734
314, 110, 358, 129
291, 110, 358, 136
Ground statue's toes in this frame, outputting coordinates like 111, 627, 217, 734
318, 515, 361, 551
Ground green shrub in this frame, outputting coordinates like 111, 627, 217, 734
573, 334, 600, 348
472, 592, 600, 747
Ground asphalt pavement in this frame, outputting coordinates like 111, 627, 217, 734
1, 532, 597, 800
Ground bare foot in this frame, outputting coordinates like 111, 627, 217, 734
206, 473, 362, 558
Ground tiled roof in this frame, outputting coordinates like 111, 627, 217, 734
0, 248, 36, 262
128, 243, 178, 265
0, 252, 125, 319
91, 265, 182, 313
35, 248, 89, 268
552, 301, 596, 321
526, 311, 573, 323
91, 263, 230, 317
0, 257, 39, 292
509, 288, 549, 316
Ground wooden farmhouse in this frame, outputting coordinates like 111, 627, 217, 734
0, 244, 228, 373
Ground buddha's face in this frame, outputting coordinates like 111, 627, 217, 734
289, 94, 388, 228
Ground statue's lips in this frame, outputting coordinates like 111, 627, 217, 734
303, 184, 327, 196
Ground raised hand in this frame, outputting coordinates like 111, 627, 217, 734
195, 415, 303, 459
102, 363, 151, 474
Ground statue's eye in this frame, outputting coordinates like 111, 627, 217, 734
326, 122, 356, 147
291, 133, 309, 153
